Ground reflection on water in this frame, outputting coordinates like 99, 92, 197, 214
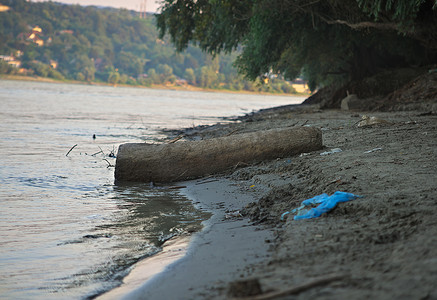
59, 184, 210, 298
1, 181, 210, 299
0, 80, 303, 299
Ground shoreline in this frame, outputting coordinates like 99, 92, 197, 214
98, 178, 273, 299
0, 74, 311, 97
97, 235, 191, 299
103, 102, 436, 299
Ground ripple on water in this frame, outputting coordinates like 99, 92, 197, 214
0, 80, 301, 299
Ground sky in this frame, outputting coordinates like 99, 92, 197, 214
31, 0, 162, 13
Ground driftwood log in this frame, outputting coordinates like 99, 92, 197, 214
115, 126, 322, 183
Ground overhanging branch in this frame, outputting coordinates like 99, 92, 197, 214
323, 18, 398, 31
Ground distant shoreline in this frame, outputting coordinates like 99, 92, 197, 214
0, 74, 311, 97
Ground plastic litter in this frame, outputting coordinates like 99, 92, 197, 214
280, 191, 362, 221
280, 211, 290, 220
320, 148, 342, 156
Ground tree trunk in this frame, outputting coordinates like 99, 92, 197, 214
115, 126, 323, 183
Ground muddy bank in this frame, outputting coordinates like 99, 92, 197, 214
160, 101, 436, 299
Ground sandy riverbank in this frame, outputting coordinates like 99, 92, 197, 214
220, 107, 437, 300
98, 178, 273, 299
102, 102, 436, 299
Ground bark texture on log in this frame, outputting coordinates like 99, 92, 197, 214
115, 126, 322, 183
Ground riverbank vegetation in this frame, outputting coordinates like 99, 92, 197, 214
0, 0, 305, 94
157, 0, 437, 108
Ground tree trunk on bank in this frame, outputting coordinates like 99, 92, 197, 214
115, 126, 322, 183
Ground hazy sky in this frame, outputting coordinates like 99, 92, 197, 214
31, 0, 162, 13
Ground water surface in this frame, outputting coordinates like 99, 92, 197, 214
0, 80, 304, 298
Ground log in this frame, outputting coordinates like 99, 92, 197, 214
115, 126, 322, 183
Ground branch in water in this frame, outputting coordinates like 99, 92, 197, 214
66, 144, 78, 157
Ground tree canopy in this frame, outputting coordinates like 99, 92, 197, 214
157, 0, 437, 90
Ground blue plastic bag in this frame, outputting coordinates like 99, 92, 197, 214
280, 191, 362, 221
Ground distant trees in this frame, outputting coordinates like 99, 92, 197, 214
27, 60, 64, 79
0, 60, 17, 74
156, 64, 175, 83
107, 70, 120, 85
147, 68, 159, 84
0, 0, 303, 94
184, 68, 195, 84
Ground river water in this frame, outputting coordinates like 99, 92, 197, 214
0, 79, 304, 299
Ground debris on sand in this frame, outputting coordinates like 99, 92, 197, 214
320, 148, 342, 156
281, 191, 362, 221
357, 115, 391, 127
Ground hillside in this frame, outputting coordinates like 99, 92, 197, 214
0, 0, 303, 94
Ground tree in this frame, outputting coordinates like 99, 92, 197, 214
147, 68, 160, 84
107, 71, 120, 85
156, 63, 174, 83
76, 72, 85, 81
184, 68, 195, 84
199, 66, 218, 88
83, 66, 95, 81
157, 0, 437, 89
0, 60, 17, 74
0, 0, 304, 94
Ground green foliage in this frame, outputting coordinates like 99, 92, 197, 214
23, 60, 64, 79
0, 0, 298, 93
357, 0, 425, 23
156, 63, 174, 82
184, 68, 196, 84
107, 71, 120, 85
199, 66, 218, 88
0, 60, 17, 74
76, 72, 85, 81
157, 0, 437, 89
147, 68, 160, 84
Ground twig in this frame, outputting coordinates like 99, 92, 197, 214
195, 175, 215, 184
91, 150, 103, 156
352, 119, 362, 127
301, 120, 309, 126
224, 129, 239, 137
195, 179, 220, 185
235, 274, 347, 300
327, 177, 342, 185
233, 161, 250, 170
168, 185, 187, 189
66, 144, 78, 157
174, 170, 188, 180
103, 159, 114, 168
168, 135, 184, 144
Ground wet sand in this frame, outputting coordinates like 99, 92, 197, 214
99, 178, 273, 299
97, 236, 191, 299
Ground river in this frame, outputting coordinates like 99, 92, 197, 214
0, 79, 304, 299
